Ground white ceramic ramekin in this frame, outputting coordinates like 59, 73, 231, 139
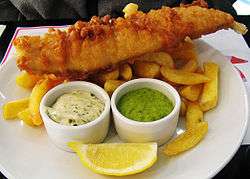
40, 81, 110, 152
111, 78, 181, 146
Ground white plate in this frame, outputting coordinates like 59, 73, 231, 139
0, 40, 248, 179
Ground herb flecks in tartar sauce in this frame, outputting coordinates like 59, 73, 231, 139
47, 90, 104, 126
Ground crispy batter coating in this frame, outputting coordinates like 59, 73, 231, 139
13, 3, 234, 79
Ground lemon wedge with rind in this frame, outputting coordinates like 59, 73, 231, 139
68, 142, 157, 176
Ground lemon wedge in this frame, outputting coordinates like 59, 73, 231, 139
68, 142, 157, 176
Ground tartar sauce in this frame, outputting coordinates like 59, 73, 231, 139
46, 90, 104, 126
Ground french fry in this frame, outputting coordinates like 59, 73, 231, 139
160, 67, 210, 85
134, 52, 174, 68
179, 84, 203, 101
119, 64, 132, 81
199, 62, 219, 111
180, 58, 198, 72
96, 69, 119, 84
134, 61, 160, 78
16, 71, 41, 89
17, 108, 34, 126
123, 3, 138, 18
186, 103, 203, 129
46, 74, 68, 89
196, 67, 203, 73
104, 80, 125, 95
160, 76, 181, 88
180, 100, 187, 116
174, 58, 186, 69
29, 79, 50, 126
3, 97, 29, 119
32, 113, 43, 126
164, 121, 208, 156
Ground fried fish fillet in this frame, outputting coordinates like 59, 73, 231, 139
13, 2, 235, 79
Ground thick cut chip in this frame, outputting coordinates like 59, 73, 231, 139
29, 76, 64, 126
174, 58, 186, 69
134, 61, 160, 78
180, 58, 198, 72
68, 142, 157, 176
164, 121, 208, 156
196, 67, 203, 73
180, 99, 187, 116
32, 113, 44, 126
160, 67, 210, 85
16, 71, 41, 89
29, 79, 49, 126
199, 62, 219, 111
96, 69, 119, 84
186, 103, 204, 129
134, 52, 174, 68
159, 76, 179, 87
119, 64, 132, 81
104, 80, 125, 95
45, 74, 68, 89
3, 98, 29, 119
17, 108, 34, 126
180, 84, 203, 101
123, 3, 138, 18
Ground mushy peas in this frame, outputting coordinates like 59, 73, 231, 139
117, 88, 174, 122
47, 90, 104, 126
